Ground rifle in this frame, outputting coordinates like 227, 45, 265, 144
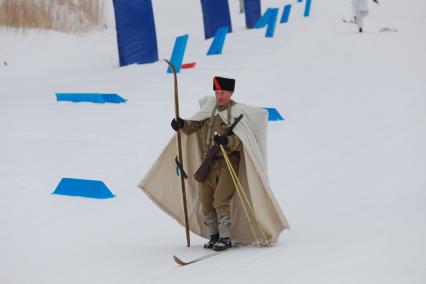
194, 113, 244, 183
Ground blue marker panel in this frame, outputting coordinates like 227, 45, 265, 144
113, 0, 158, 66
207, 26, 229, 55
280, 4, 292, 23
262, 108, 284, 121
243, 0, 261, 29
53, 178, 116, 199
304, 0, 312, 17
255, 8, 274, 29
255, 8, 279, 38
200, 0, 233, 39
56, 93, 126, 104
265, 8, 279, 38
167, 34, 189, 74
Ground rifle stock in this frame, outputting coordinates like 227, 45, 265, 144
194, 113, 244, 183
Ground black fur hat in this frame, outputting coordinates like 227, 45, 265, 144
213, 76, 235, 92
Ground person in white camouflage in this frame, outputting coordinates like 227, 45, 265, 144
351, 0, 379, 33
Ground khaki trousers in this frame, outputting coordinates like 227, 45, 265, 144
200, 153, 240, 237
200, 153, 240, 214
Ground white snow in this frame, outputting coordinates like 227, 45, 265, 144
1, 0, 425, 283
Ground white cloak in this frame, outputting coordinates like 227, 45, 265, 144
138, 96, 289, 244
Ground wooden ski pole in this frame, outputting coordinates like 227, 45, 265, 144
164, 59, 190, 247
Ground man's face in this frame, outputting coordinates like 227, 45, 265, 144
215, 90, 233, 107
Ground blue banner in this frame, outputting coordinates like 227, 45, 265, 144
113, 0, 158, 66
200, 0, 233, 39
244, 0, 261, 29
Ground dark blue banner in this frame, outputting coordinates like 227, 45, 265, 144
200, 0, 233, 39
244, 0, 261, 29
113, 0, 158, 66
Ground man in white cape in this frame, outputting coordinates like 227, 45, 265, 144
139, 76, 289, 250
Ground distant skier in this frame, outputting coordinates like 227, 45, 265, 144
351, 0, 379, 33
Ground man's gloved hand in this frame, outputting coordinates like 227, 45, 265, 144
372, 0, 379, 4
171, 117, 184, 131
214, 134, 229, 146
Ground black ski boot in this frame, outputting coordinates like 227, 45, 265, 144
204, 233, 219, 249
359, 27, 363, 33
212, 237, 232, 251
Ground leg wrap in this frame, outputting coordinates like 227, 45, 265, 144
203, 210, 218, 235
217, 211, 232, 239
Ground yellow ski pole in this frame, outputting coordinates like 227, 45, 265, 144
219, 145, 260, 244
220, 145, 270, 245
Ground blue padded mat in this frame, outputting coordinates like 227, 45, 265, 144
56, 93, 126, 104
53, 178, 116, 199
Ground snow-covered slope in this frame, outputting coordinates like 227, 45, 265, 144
1, 0, 425, 283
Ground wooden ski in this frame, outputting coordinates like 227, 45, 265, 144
164, 59, 191, 247
173, 248, 235, 266
173, 252, 222, 266
173, 244, 246, 266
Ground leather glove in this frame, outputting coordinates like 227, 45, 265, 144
213, 134, 229, 146
171, 117, 184, 131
